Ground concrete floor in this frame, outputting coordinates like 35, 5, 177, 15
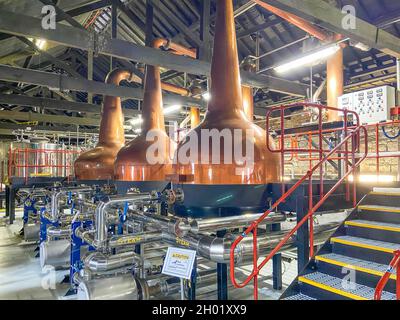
0, 210, 70, 300
0, 209, 348, 300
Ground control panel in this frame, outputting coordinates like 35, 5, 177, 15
338, 86, 396, 124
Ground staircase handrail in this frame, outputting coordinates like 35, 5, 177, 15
230, 124, 368, 299
375, 250, 400, 300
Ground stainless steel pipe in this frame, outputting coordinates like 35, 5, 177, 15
94, 193, 153, 249
23, 223, 40, 242
83, 251, 142, 273
77, 274, 139, 300
39, 239, 70, 270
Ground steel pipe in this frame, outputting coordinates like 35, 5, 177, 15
83, 251, 142, 273
77, 274, 139, 300
94, 193, 152, 249
23, 223, 40, 242
39, 239, 70, 270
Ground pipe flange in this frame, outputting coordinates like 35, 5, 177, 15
174, 188, 184, 203
166, 189, 176, 205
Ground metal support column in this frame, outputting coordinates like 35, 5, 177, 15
110, 0, 118, 70
6, 185, 16, 224
271, 223, 283, 290
296, 186, 309, 271
199, 0, 211, 62
188, 256, 197, 300
217, 229, 228, 300
145, 0, 154, 48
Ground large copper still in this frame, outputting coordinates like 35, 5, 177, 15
114, 40, 179, 182
74, 69, 133, 180
173, 0, 280, 185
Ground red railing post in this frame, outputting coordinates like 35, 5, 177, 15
397, 258, 400, 300
253, 226, 258, 300
280, 106, 285, 196
375, 250, 400, 300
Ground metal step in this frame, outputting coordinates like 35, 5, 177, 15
345, 219, 400, 233
331, 236, 400, 253
315, 253, 396, 280
282, 293, 316, 300
358, 205, 400, 214
371, 188, 400, 195
299, 272, 396, 300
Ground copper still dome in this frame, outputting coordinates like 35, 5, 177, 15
173, 0, 280, 185
114, 48, 175, 182
74, 69, 133, 180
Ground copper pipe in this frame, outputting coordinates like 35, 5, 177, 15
114, 41, 176, 181
74, 69, 133, 180
190, 107, 200, 129
153, 38, 197, 59
173, 0, 280, 184
252, 0, 332, 42
327, 35, 344, 121
241, 58, 256, 121
161, 82, 190, 96
128, 71, 191, 96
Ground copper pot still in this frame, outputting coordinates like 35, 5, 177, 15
173, 0, 280, 184
74, 69, 133, 180
114, 42, 176, 182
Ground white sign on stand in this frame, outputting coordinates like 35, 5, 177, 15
162, 247, 196, 280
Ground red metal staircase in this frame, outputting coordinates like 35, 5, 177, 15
230, 103, 369, 299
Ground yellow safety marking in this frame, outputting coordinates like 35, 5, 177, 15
315, 256, 396, 280
370, 192, 400, 196
331, 237, 396, 254
358, 205, 400, 213
298, 276, 367, 300
345, 221, 400, 233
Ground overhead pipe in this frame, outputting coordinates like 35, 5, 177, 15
327, 35, 345, 121
252, 1, 346, 121
252, 0, 332, 42
74, 69, 134, 180
152, 38, 197, 59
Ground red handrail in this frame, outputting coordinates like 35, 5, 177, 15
375, 250, 400, 300
230, 103, 368, 299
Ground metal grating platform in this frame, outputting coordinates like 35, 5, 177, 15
300, 272, 396, 300
331, 236, 400, 251
283, 293, 316, 300
316, 253, 396, 276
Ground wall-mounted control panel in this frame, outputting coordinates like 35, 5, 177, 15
338, 85, 396, 124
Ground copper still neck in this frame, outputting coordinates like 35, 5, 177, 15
74, 68, 133, 180
208, 0, 243, 116
141, 63, 165, 133
173, 0, 280, 185
98, 69, 133, 146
